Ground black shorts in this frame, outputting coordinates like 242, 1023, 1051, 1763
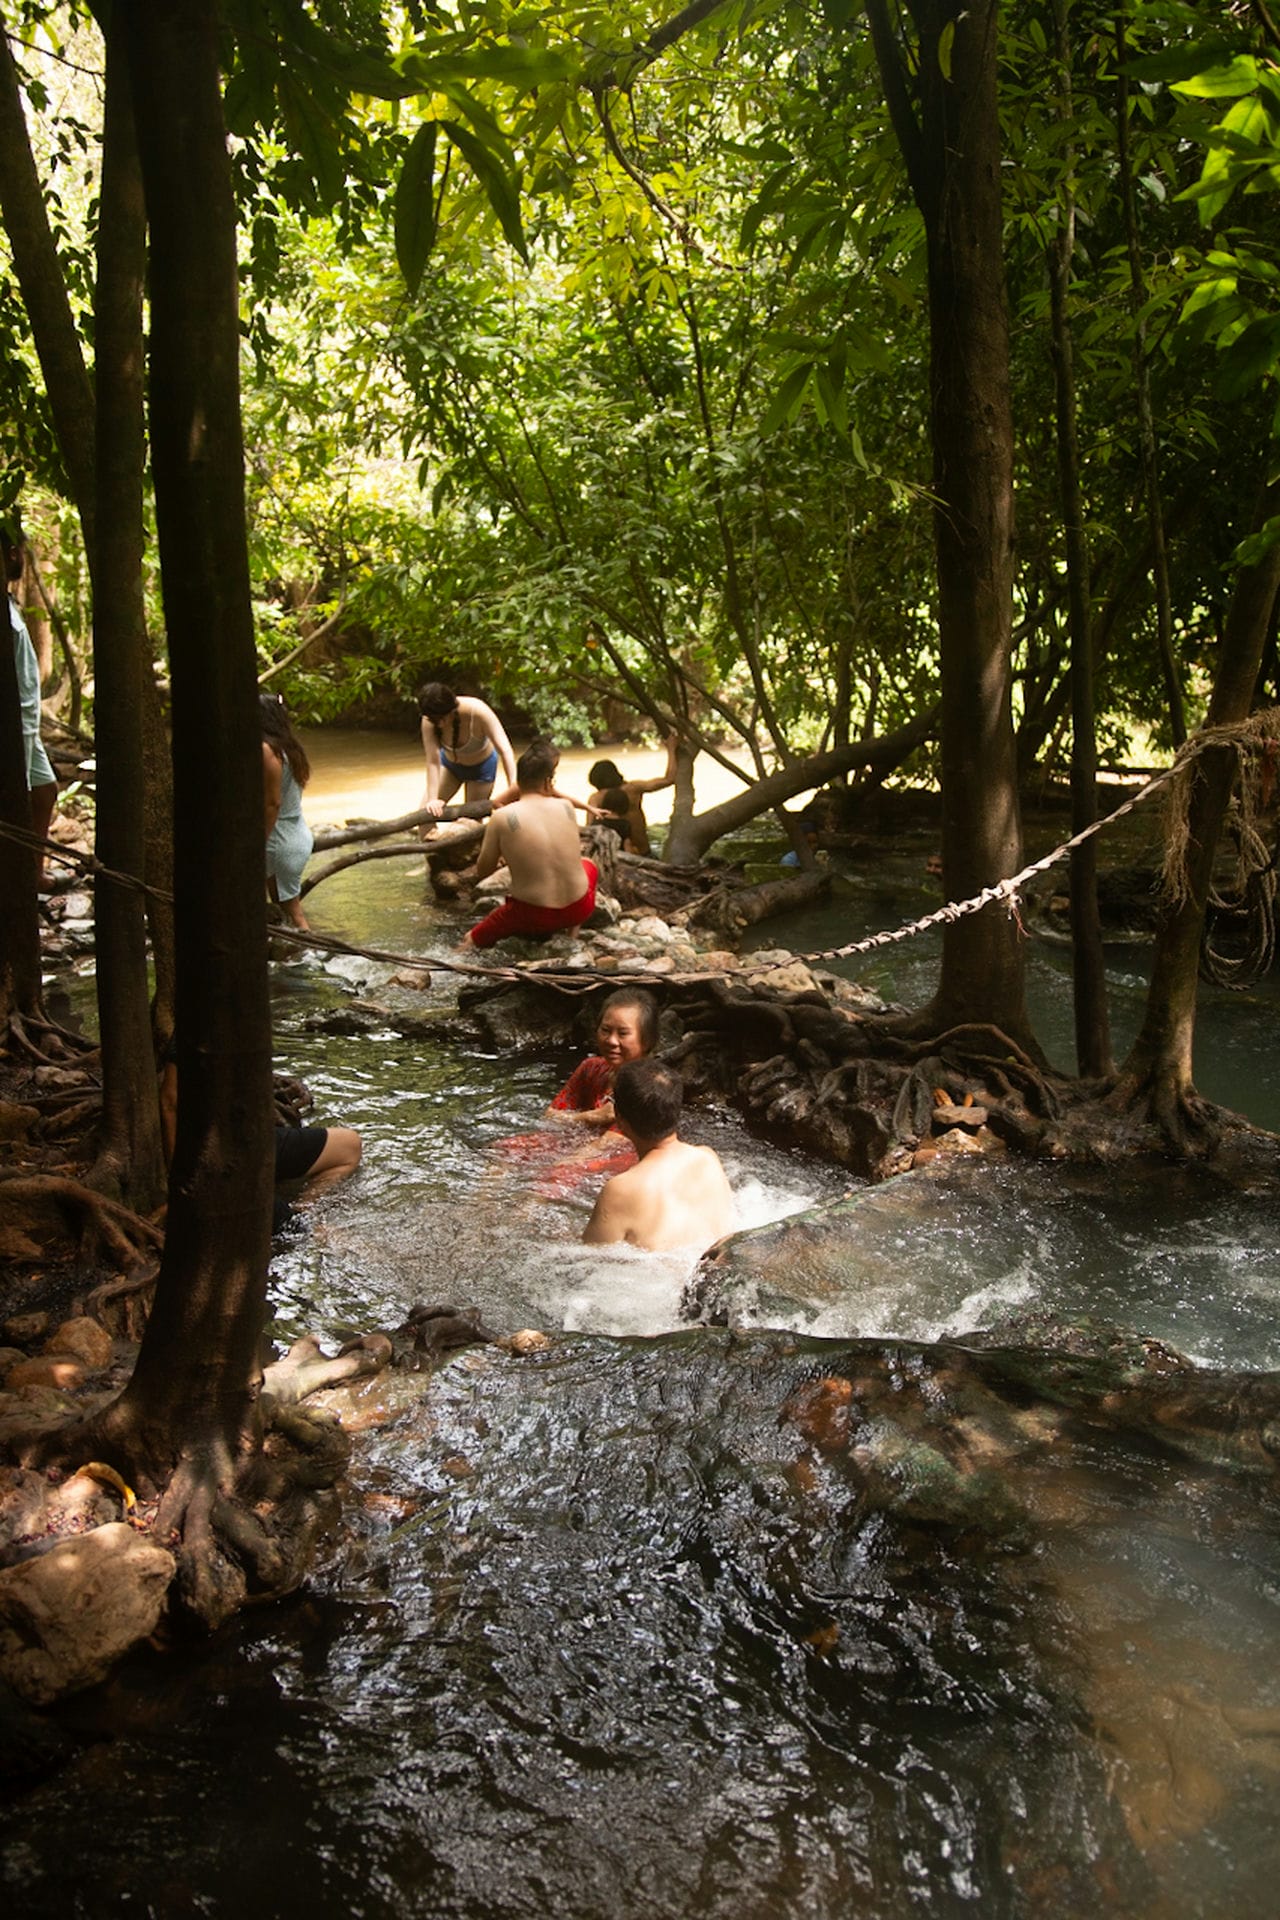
274, 1124, 328, 1183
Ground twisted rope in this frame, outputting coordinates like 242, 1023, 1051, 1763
7, 715, 1276, 983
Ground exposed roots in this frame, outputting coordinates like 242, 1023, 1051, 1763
0, 1172, 163, 1269
20, 1390, 353, 1633
4, 1012, 99, 1068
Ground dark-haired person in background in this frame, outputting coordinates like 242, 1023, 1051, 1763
587, 729, 679, 857
464, 738, 598, 948
582, 1057, 734, 1252
262, 692, 314, 931
418, 681, 516, 819
3, 530, 58, 889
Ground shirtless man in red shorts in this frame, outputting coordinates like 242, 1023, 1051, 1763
464, 738, 598, 949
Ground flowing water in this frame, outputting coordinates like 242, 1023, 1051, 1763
5, 733, 1280, 1918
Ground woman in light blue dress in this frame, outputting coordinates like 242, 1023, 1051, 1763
262, 693, 314, 931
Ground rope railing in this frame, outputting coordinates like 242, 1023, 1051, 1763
5, 719, 1273, 984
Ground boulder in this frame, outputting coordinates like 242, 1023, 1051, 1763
44, 1316, 114, 1371
0, 1523, 175, 1705
6, 1356, 86, 1392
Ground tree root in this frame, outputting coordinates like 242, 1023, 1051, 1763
3, 1012, 98, 1067
0, 1173, 163, 1269
81, 1263, 161, 1341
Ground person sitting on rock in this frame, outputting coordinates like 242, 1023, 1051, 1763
463, 738, 598, 949
548, 988, 659, 1129
159, 1048, 361, 1230
587, 730, 679, 857
582, 1057, 734, 1252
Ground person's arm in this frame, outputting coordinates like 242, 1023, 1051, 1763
472, 809, 505, 882
546, 1057, 617, 1125
624, 730, 680, 798
552, 784, 593, 813
472, 698, 517, 788
583, 1174, 631, 1245
420, 717, 445, 815
263, 742, 282, 841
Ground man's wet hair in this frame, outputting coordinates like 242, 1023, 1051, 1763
613, 1057, 683, 1141
599, 988, 659, 1053
588, 758, 624, 789
517, 738, 560, 789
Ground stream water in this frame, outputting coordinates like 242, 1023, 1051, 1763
5, 732, 1280, 1918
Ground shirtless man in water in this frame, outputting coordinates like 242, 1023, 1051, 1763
582, 1058, 735, 1252
464, 738, 598, 948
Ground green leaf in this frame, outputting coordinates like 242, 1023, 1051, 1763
1217, 314, 1280, 398
1170, 57, 1261, 101
760, 361, 813, 434
440, 121, 529, 264
276, 72, 345, 208
396, 122, 439, 294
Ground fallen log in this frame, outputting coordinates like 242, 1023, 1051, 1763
310, 802, 491, 852
686, 867, 831, 935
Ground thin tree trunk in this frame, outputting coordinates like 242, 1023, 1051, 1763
89, 0, 167, 1205
1115, 12, 1184, 747
103, 0, 274, 1523
1049, 0, 1111, 1079
1116, 476, 1280, 1139
866, 0, 1035, 1049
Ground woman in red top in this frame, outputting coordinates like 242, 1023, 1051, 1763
547, 989, 660, 1129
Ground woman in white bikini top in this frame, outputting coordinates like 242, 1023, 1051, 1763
418, 680, 517, 816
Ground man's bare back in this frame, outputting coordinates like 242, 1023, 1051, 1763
583, 1134, 734, 1251
581, 1059, 735, 1253
487, 793, 587, 907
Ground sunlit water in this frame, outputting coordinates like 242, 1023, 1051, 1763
8, 734, 1280, 1918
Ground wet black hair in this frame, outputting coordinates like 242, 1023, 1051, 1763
517, 738, 559, 789
418, 680, 459, 720
589, 759, 624, 790
260, 692, 311, 788
613, 1057, 683, 1140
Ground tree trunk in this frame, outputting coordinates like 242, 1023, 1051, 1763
1115, 13, 1184, 748
661, 707, 936, 865
99, 1, 274, 1519
866, 0, 1034, 1049
1049, 0, 1111, 1079
89, 1, 166, 1206
1115, 477, 1280, 1142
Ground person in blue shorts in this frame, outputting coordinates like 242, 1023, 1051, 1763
418, 681, 517, 820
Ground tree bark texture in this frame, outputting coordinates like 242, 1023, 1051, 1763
90, 2, 166, 1206
1049, 0, 1111, 1079
109, 0, 274, 1472
1120, 477, 1280, 1119
865, 0, 1033, 1045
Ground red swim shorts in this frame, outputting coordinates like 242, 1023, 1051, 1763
467, 860, 598, 949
